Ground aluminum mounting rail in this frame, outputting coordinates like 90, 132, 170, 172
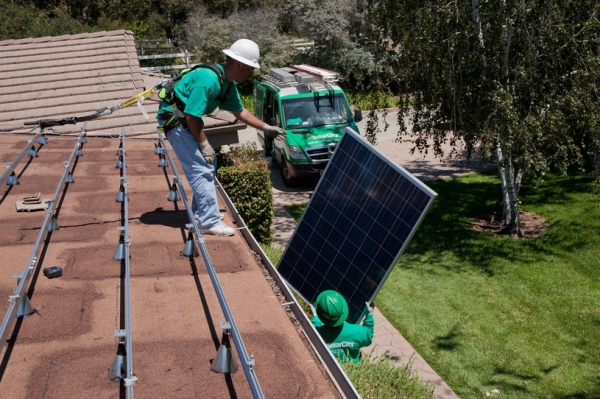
156, 130, 265, 399
0, 132, 44, 186
115, 131, 138, 395
0, 132, 85, 351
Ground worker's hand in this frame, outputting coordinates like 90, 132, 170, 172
365, 302, 374, 314
308, 303, 317, 317
263, 125, 286, 139
199, 139, 215, 164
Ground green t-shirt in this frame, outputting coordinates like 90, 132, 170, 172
156, 64, 243, 121
312, 313, 375, 363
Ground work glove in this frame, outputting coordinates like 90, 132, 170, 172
365, 302, 374, 314
309, 303, 317, 317
263, 125, 286, 139
199, 139, 215, 165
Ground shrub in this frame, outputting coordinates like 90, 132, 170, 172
217, 143, 273, 244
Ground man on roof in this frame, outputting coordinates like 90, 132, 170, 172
157, 39, 285, 236
311, 290, 375, 363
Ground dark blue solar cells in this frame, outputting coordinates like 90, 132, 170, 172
277, 128, 437, 324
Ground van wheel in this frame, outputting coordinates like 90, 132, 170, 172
280, 160, 297, 188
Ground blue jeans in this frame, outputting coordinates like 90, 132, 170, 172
161, 122, 220, 228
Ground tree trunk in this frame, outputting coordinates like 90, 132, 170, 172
499, 0, 520, 236
505, 154, 521, 236
496, 138, 512, 226
471, 0, 487, 68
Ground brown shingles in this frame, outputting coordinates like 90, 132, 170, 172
0, 29, 244, 138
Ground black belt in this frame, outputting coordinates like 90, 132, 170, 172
158, 112, 187, 131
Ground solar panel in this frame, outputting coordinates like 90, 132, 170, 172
277, 128, 438, 324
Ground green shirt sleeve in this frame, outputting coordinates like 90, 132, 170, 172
312, 315, 324, 328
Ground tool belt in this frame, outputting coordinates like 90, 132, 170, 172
158, 111, 187, 133
158, 94, 187, 133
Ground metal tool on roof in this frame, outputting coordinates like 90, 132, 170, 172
16, 193, 51, 212
43, 266, 62, 279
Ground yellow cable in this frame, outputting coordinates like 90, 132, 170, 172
119, 87, 158, 109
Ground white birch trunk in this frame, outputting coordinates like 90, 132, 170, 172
496, 138, 512, 226
471, 0, 487, 68
498, 0, 520, 233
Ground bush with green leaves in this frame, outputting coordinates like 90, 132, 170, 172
217, 143, 273, 245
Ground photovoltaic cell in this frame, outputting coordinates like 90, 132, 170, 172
277, 128, 438, 324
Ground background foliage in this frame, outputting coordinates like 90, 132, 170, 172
216, 143, 273, 245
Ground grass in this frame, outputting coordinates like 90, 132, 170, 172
342, 353, 435, 399
278, 171, 600, 398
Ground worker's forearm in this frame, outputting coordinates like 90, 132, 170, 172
184, 114, 206, 142
233, 108, 269, 130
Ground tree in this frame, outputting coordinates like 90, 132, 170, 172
101, 0, 198, 39
0, 1, 92, 40
280, 0, 382, 90
183, 8, 289, 70
368, 0, 600, 235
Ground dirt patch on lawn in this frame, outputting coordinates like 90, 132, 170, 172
471, 210, 549, 239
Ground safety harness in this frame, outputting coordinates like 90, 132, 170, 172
158, 63, 231, 132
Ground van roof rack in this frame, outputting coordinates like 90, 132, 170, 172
260, 64, 340, 92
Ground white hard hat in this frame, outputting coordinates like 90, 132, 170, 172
223, 39, 261, 69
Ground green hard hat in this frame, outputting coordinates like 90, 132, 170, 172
315, 290, 349, 327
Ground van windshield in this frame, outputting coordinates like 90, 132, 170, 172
282, 94, 353, 129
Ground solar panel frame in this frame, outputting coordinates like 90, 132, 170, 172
277, 127, 438, 324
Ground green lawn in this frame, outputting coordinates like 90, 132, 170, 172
278, 171, 600, 398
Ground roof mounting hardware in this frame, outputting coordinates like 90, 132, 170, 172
6, 172, 19, 186
168, 183, 181, 202
212, 322, 238, 374
158, 155, 168, 168
182, 230, 199, 257
114, 234, 126, 260
17, 295, 35, 318
116, 156, 124, 169
116, 185, 125, 202
48, 215, 59, 232
108, 343, 126, 382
